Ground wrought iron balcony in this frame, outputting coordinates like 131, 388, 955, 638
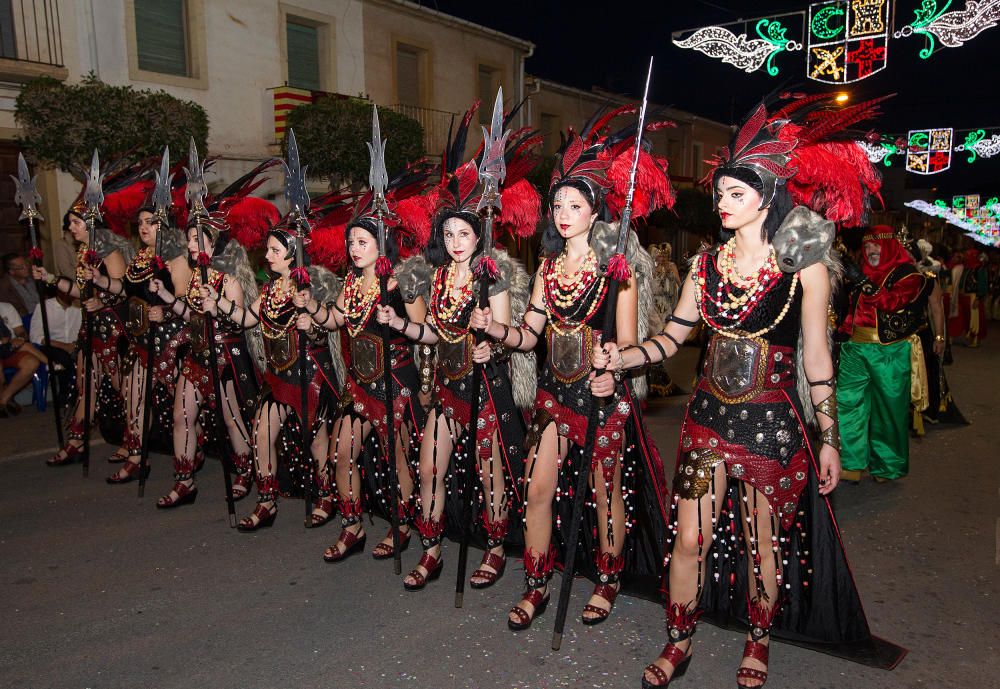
389, 103, 459, 157
0, 0, 66, 81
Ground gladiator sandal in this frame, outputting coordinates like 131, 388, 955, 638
48, 420, 86, 467
324, 497, 366, 562
642, 601, 703, 688
236, 474, 278, 532
508, 546, 556, 631
231, 452, 253, 501
404, 515, 445, 591
737, 599, 778, 689
372, 500, 412, 560
470, 513, 507, 589
156, 455, 199, 509
309, 467, 336, 527
106, 430, 145, 484
582, 551, 624, 625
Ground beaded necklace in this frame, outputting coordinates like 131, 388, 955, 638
694, 251, 798, 339
75, 243, 91, 290
343, 271, 380, 337
430, 262, 475, 343
260, 276, 296, 337
186, 268, 222, 313
125, 246, 155, 284
542, 251, 607, 334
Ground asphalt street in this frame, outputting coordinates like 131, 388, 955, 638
0, 339, 996, 689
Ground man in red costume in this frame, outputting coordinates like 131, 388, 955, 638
838, 226, 933, 482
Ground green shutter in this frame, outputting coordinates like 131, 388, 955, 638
135, 0, 188, 76
287, 21, 320, 91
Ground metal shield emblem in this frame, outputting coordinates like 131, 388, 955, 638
126, 297, 149, 338
189, 313, 208, 354
263, 328, 298, 373
351, 331, 383, 384
438, 333, 473, 381
547, 326, 594, 384
707, 337, 762, 399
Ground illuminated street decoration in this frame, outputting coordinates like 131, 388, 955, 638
905, 195, 1000, 246
955, 129, 1000, 162
808, 0, 891, 83
858, 137, 900, 166
905, 127, 953, 174
894, 0, 1000, 58
672, 20, 803, 75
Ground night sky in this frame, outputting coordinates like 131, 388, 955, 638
422, 0, 1000, 199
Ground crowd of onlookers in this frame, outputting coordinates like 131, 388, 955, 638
0, 250, 81, 417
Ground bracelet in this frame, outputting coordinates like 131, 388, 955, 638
498, 323, 510, 343
45, 273, 57, 286
617, 349, 626, 371
513, 328, 524, 349
225, 299, 237, 317
308, 301, 319, 316
662, 331, 682, 354
649, 338, 668, 362
399, 316, 410, 334
815, 393, 840, 452
934, 334, 945, 342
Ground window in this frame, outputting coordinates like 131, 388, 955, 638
0, 1, 15, 60
396, 43, 424, 106
692, 141, 704, 180
540, 113, 560, 156
478, 65, 497, 125
286, 19, 320, 90
134, 0, 189, 77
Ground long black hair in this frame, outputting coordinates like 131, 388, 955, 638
346, 219, 400, 276
540, 178, 610, 257
713, 167, 794, 243
424, 209, 483, 267
185, 220, 226, 268
267, 228, 303, 269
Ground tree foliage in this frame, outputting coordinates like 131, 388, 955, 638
15, 73, 209, 172
284, 96, 424, 188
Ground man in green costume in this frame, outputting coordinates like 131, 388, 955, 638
838, 226, 932, 482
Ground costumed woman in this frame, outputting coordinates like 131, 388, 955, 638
209, 223, 343, 530
149, 168, 274, 509
592, 95, 906, 688
302, 173, 431, 564
377, 107, 540, 590
470, 108, 674, 629
35, 167, 146, 466
90, 201, 191, 483
946, 246, 989, 347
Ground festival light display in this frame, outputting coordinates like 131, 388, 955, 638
905, 127, 954, 174
808, 0, 891, 83
905, 194, 1000, 246
955, 129, 1000, 162
673, 1, 998, 81
894, 0, 1000, 58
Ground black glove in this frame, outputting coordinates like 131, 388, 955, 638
842, 258, 877, 295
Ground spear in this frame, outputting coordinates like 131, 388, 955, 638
455, 87, 510, 608
368, 106, 403, 575
137, 146, 173, 498
551, 57, 654, 651
80, 149, 104, 478
280, 129, 316, 527
11, 154, 64, 446
184, 138, 237, 526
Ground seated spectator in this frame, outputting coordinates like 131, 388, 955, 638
30, 292, 81, 407
0, 300, 46, 416
0, 253, 40, 316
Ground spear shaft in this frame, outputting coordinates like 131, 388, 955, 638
26, 213, 64, 446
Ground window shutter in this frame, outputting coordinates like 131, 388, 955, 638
286, 20, 320, 91
135, 0, 188, 76
396, 45, 420, 106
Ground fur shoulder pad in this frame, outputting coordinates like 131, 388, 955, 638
307, 265, 343, 305
159, 225, 186, 262
93, 228, 136, 264
396, 255, 433, 304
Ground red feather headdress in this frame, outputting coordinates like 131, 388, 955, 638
69, 158, 155, 238
550, 103, 675, 221
705, 92, 889, 226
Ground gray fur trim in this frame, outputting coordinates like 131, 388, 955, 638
307, 265, 347, 387
503, 251, 536, 409
589, 221, 653, 400
395, 255, 433, 304
795, 247, 842, 425
92, 228, 136, 264
773, 206, 836, 274
214, 241, 265, 372
488, 248, 515, 297
158, 225, 186, 261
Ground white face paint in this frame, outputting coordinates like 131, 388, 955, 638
348, 225, 378, 270
442, 216, 477, 264
552, 185, 597, 240
715, 175, 767, 232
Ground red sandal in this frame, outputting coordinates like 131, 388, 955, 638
736, 639, 769, 688
324, 517, 366, 563
237, 502, 277, 532
582, 581, 621, 625
403, 551, 444, 591
371, 528, 411, 560
642, 643, 692, 688
507, 587, 550, 631
106, 459, 150, 484
469, 550, 506, 589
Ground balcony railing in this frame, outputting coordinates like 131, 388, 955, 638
0, 0, 64, 67
389, 103, 459, 157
